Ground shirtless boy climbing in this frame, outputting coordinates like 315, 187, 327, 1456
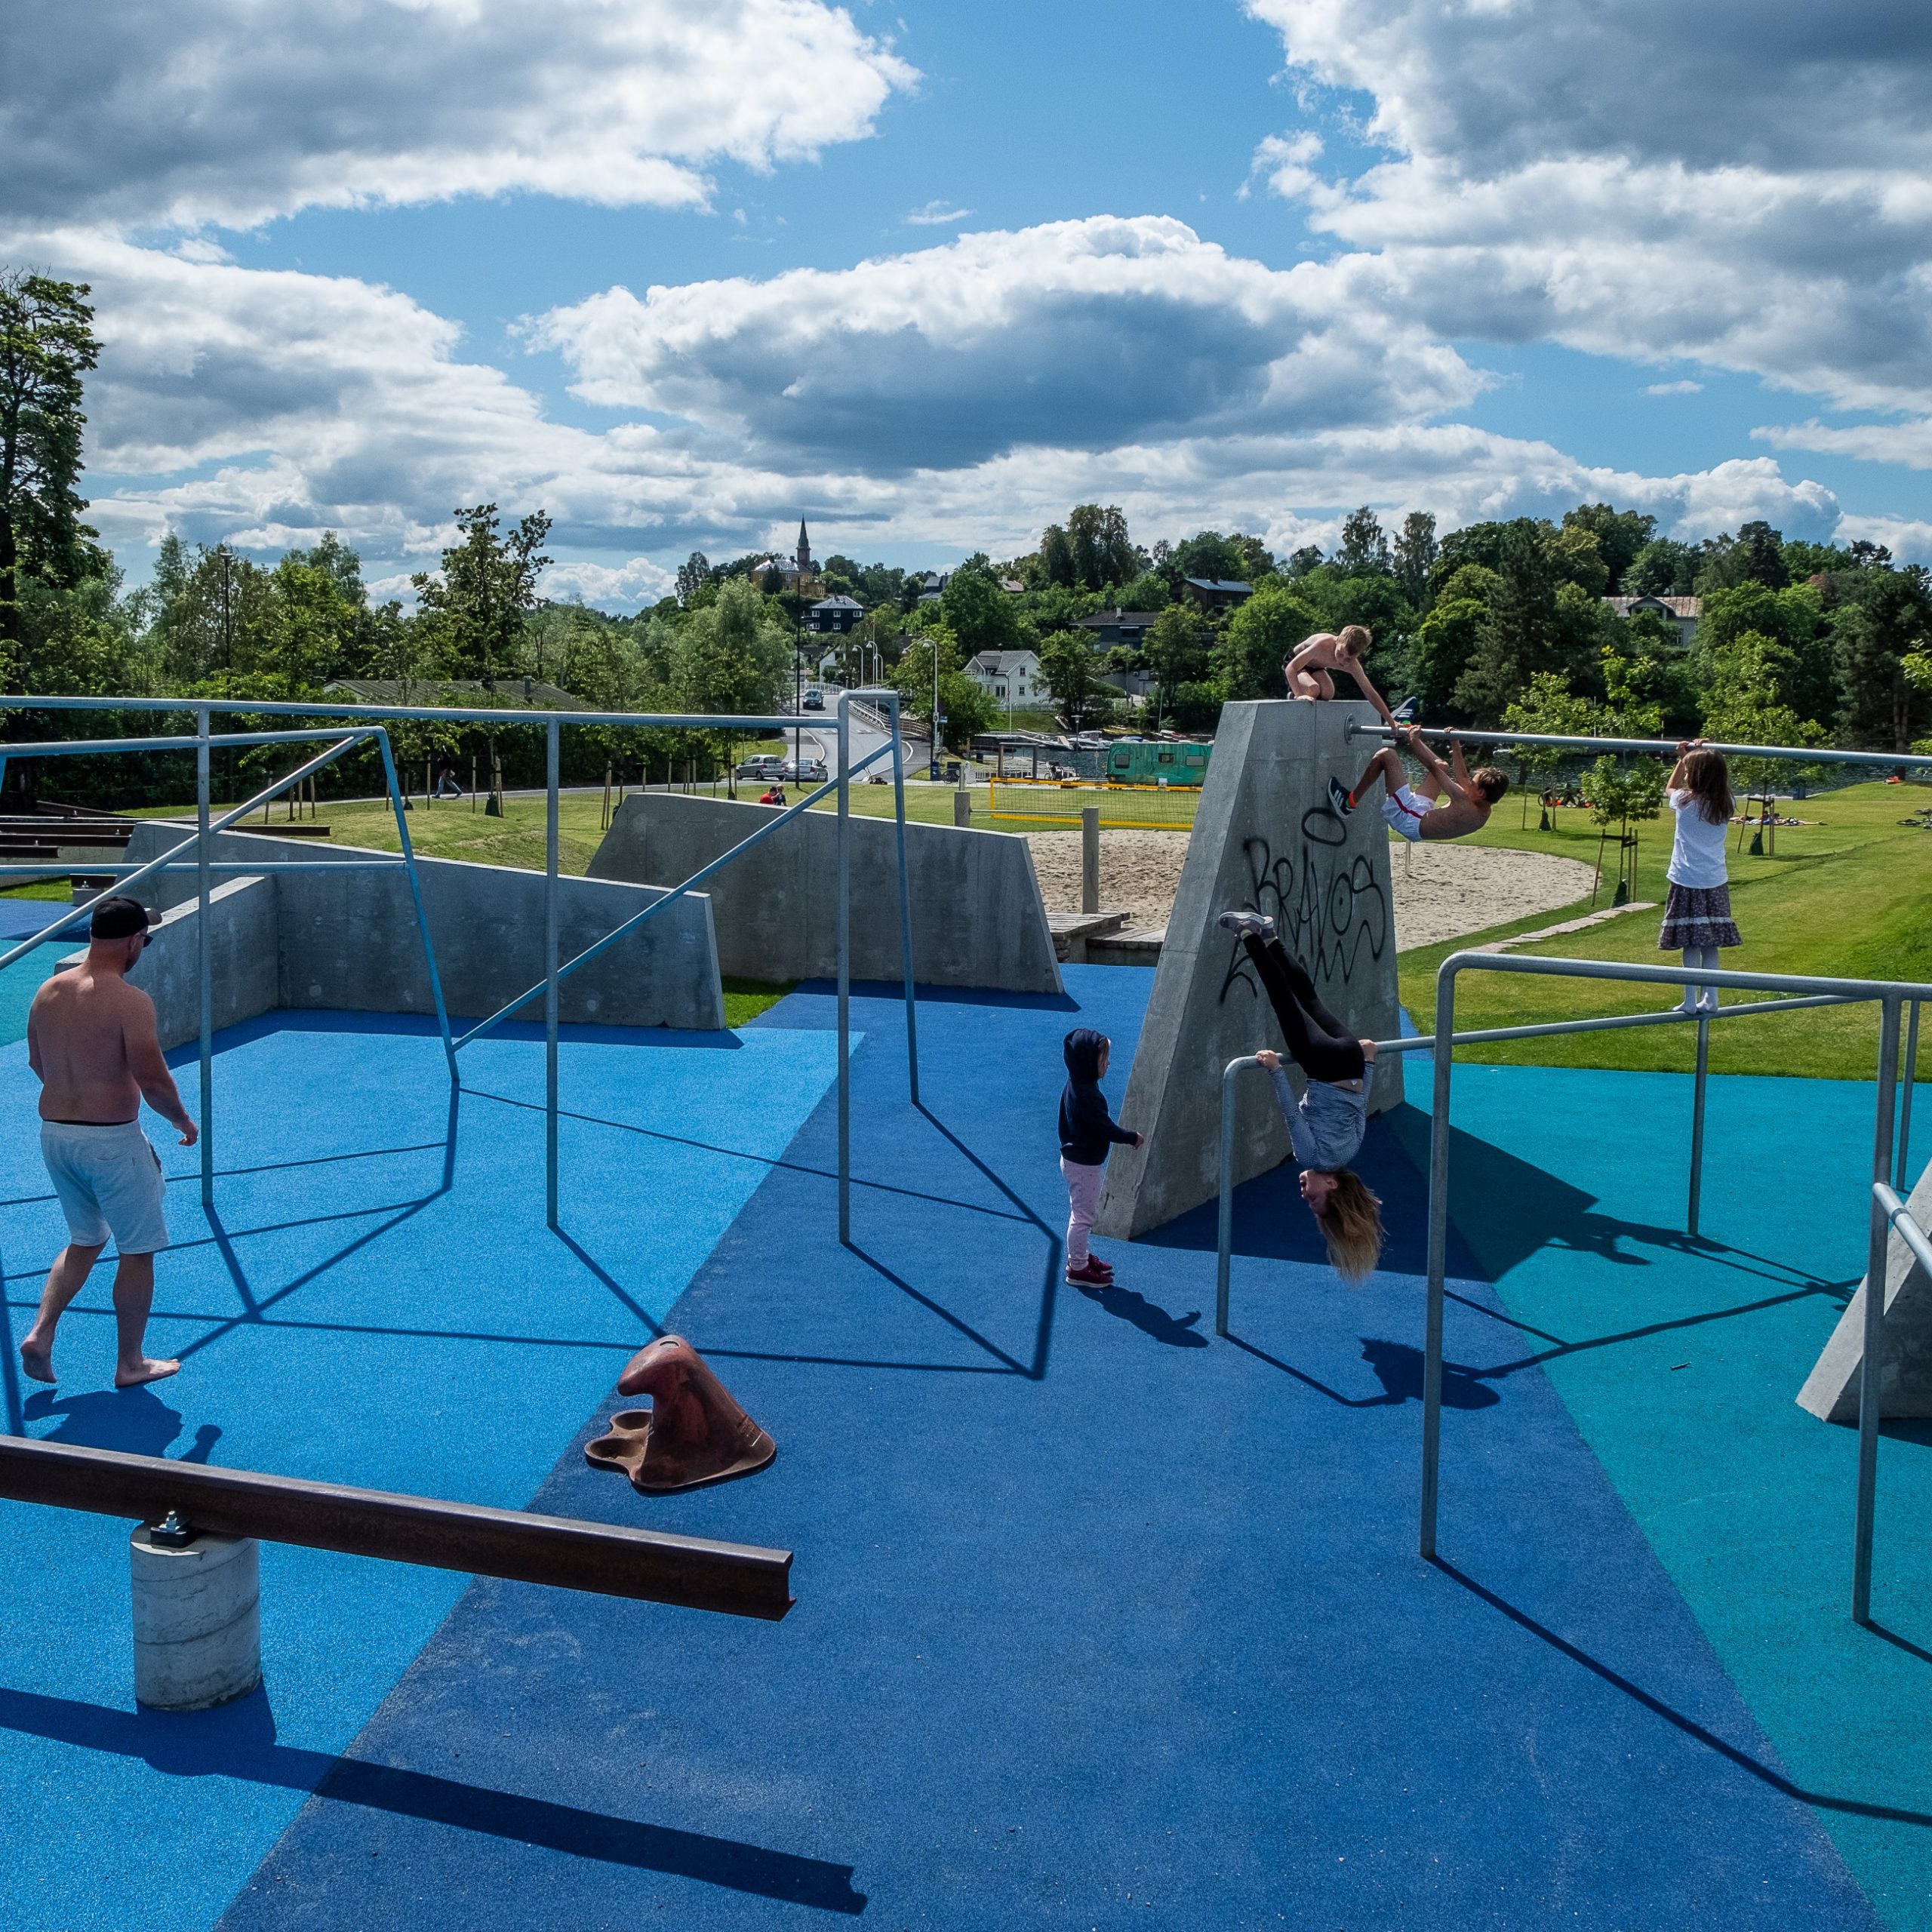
1331, 726, 1508, 843
1283, 626, 1397, 726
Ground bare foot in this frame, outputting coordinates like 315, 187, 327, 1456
19, 1339, 54, 1384
115, 1358, 180, 1389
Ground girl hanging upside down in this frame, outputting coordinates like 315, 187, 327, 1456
1216, 909, 1384, 1284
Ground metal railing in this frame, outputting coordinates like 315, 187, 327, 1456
1347, 720, 1932, 773
1214, 983, 1922, 1339
0, 690, 920, 1238
0, 1435, 792, 1618
1411, 952, 1932, 1628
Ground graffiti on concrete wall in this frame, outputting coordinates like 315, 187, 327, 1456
1217, 802, 1389, 1008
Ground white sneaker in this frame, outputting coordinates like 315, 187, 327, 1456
1217, 909, 1276, 940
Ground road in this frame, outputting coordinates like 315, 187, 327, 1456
783, 691, 921, 782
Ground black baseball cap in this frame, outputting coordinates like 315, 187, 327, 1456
90, 896, 154, 941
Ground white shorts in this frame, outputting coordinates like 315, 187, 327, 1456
1381, 784, 1430, 843
40, 1121, 171, 1255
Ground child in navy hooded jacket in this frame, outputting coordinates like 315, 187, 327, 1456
1060, 1027, 1140, 1286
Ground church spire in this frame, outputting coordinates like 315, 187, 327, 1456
795, 519, 812, 573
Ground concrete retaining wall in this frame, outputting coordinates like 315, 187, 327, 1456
586, 793, 1063, 995
122, 823, 727, 1031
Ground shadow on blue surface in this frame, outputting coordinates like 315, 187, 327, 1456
20, 1385, 222, 1460
0, 1688, 866, 1914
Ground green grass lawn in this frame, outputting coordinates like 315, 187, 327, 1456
1397, 780, 1932, 1080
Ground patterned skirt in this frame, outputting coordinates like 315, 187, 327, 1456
1659, 881, 1741, 950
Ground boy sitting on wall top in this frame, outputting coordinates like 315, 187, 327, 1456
1284, 626, 1398, 727
1332, 726, 1509, 843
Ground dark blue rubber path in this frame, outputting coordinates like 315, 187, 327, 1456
212, 972, 1878, 1930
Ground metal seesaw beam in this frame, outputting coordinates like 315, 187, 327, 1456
0, 1435, 793, 1620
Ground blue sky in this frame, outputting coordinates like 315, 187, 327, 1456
7, 0, 1930, 604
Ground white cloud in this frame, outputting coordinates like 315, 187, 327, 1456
1243, 0, 1932, 424
905, 201, 975, 226
526, 217, 1485, 469
1646, 380, 1704, 397
540, 556, 678, 605
1, 0, 915, 231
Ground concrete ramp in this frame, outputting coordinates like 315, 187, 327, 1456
1095, 699, 1403, 1241
1798, 1162, 1932, 1422
588, 792, 1063, 995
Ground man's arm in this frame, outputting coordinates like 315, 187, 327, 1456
122, 993, 198, 1146
1339, 659, 1396, 727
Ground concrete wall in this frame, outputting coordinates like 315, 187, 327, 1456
60, 874, 281, 1053
122, 823, 728, 1031
1096, 700, 1404, 1241
586, 793, 1063, 995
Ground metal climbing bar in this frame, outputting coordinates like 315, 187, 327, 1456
1409, 951, 1932, 1628
0, 1435, 793, 1619
1347, 719, 1932, 771
451, 735, 897, 1051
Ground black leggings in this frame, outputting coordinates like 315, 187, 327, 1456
1244, 934, 1365, 1084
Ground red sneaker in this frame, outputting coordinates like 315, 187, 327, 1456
1066, 1260, 1112, 1287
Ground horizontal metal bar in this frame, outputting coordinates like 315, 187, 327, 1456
1876, 1183, 1932, 1281
0, 1435, 792, 1620
453, 734, 898, 1048
1350, 721, 1932, 771
1442, 951, 1932, 1004
0, 727, 382, 760
23, 862, 404, 875
0, 697, 808, 732
1377, 992, 1859, 1055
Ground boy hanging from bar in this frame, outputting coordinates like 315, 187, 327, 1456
1331, 725, 1508, 843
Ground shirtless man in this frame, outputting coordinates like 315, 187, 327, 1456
1283, 625, 1398, 725
20, 896, 197, 1389
1330, 726, 1509, 843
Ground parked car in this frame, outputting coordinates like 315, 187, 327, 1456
737, 754, 787, 779
782, 757, 829, 783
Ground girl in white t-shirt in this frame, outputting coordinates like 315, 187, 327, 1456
1659, 742, 1741, 1013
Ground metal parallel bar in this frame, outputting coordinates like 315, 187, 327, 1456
0, 863, 408, 876
1900, 1001, 1921, 1192
0, 1435, 792, 1619
373, 728, 456, 1081
1375, 992, 1857, 1056
195, 710, 213, 1211
1216, 1057, 1259, 1337
1876, 1183, 1932, 1280
545, 718, 561, 1229
451, 737, 897, 1051
1429, 950, 1932, 1004
0, 731, 375, 974
0, 697, 805, 731
1688, 1013, 1711, 1238
838, 696, 852, 1242
1854, 996, 1903, 1625
1420, 962, 1457, 1561
0, 726, 389, 759
1348, 720, 1932, 772
887, 692, 920, 1105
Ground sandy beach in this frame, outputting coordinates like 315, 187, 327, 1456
1024, 826, 1597, 951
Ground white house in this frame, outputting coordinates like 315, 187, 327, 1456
1603, 593, 1701, 646
964, 648, 1043, 708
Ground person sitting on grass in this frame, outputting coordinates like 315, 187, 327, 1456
1215, 910, 1383, 1284
1059, 1028, 1141, 1290
1283, 625, 1398, 725
1331, 725, 1508, 844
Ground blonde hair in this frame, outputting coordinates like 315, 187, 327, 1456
1318, 1169, 1384, 1284
1337, 624, 1371, 657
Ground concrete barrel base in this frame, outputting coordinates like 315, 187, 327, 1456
131, 1527, 262, 1711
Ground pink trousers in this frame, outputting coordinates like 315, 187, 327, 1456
1061, 1155, 1104, 1267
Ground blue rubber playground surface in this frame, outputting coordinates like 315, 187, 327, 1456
0, 964, 1927, 1929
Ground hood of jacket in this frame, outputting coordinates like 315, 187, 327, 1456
1063, 1027, 1107, 1084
